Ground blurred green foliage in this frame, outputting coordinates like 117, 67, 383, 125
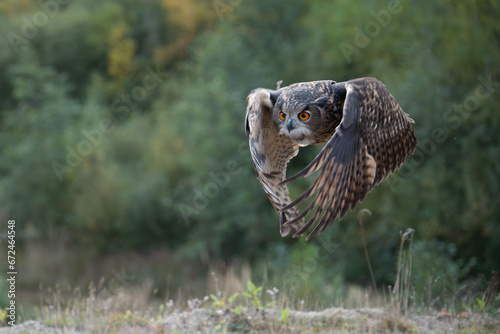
0, 0, 499, 305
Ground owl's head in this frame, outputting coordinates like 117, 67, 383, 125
272, 80, 337, 146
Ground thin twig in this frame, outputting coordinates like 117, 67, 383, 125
394, 228, 415, 315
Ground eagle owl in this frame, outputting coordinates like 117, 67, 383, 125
245, 77, 417, 240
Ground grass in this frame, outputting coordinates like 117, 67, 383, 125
0, 278, 498, 333
1, 222, 499, 333
1, 266, 499, 333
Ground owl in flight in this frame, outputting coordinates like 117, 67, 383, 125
245, 77, 417, 240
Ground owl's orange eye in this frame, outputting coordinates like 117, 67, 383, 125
279, 112, 286, 121
298, 111, 311, 121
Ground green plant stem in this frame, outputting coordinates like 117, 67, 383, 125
358, 209, 378, 296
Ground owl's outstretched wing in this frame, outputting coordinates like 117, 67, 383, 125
245, 88, 304, 236
282, 78, 417, 240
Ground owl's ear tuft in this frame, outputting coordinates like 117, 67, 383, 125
269, 87, 286, 106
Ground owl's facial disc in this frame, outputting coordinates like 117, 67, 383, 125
281, 110, 311, 131
277, 111, 314, 146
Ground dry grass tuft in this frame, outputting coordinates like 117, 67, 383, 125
2, 230, 499, 333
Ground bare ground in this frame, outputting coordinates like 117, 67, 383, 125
1, 306, 499, 333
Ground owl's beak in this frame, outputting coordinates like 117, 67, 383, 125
287, 119, 295, 132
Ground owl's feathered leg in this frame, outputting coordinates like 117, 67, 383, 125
279, 207, 304, 237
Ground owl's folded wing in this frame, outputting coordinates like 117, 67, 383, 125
281, 78, 417, 240
245, 88, 304, 236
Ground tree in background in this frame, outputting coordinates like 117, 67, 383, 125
0, 0, 499, 306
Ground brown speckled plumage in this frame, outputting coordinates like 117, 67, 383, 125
245, 77, 417, 240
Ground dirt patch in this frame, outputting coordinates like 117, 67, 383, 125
1, 307, 499, 333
